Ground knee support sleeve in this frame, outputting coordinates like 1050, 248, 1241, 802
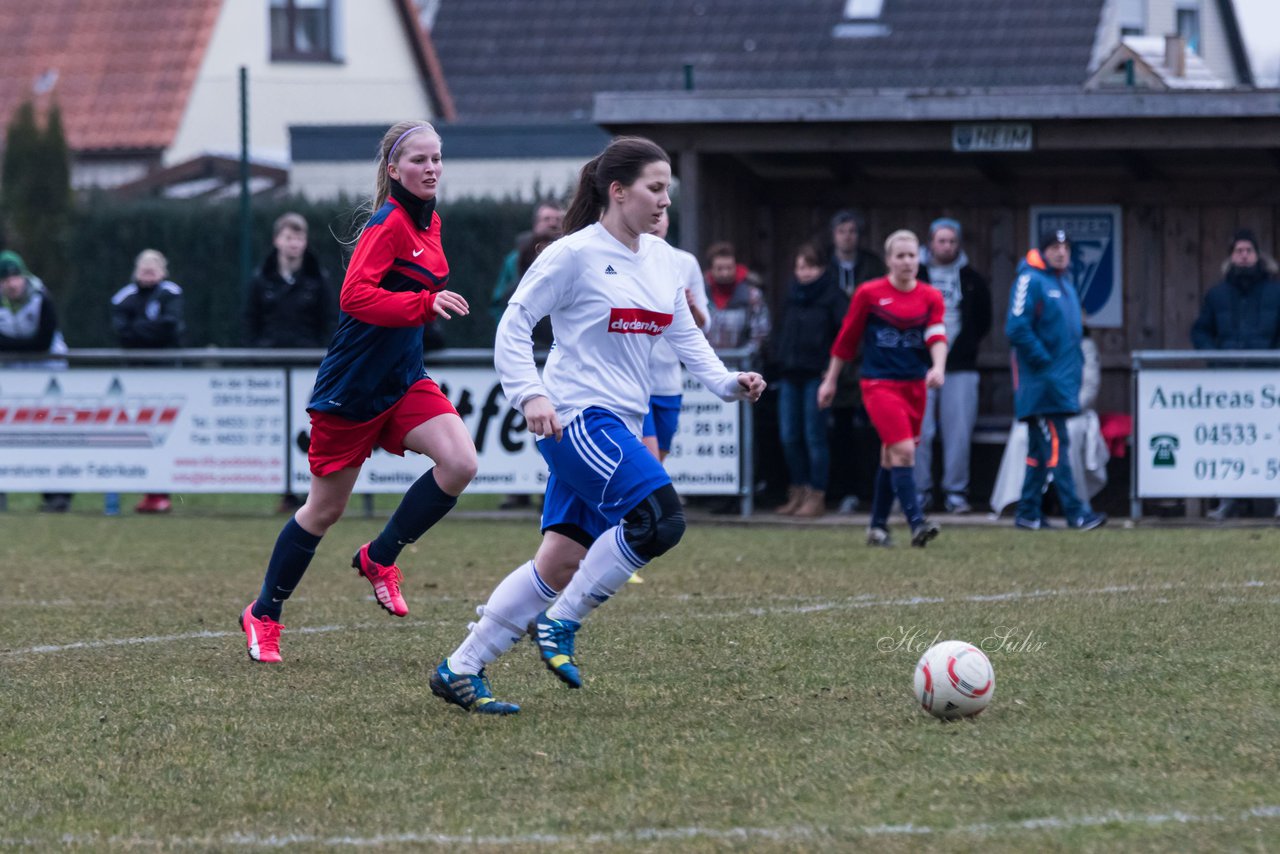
622, 484, 686, 561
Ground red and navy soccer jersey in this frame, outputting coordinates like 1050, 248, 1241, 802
309, 193, 449, 423
830, 278, 946, 380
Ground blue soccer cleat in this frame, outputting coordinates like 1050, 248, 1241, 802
429, 659, 520, 715
534, 610, 582, 688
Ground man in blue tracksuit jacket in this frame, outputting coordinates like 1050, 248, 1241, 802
1005, 229, 1105, 531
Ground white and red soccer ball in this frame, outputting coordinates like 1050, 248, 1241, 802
913, 640, 995, 719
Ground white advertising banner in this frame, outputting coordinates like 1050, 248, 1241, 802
0, 369, 287, 492
0, 366, 743, 497
288, 368, 742, 495
662, 373, 742, 494
288, 368, 548, 494
1136, 369, 1280, 497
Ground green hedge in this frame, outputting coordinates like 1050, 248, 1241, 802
57, 195, 535, 350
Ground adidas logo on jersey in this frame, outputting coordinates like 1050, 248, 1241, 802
608, 307, 673, 335
604, 265, 617, 275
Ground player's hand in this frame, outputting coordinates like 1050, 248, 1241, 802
523, 396, 562, 441
925, 367, 945, 390
736, 372, 766, 403
432, 290, 470, 320
817, 377, 836, 409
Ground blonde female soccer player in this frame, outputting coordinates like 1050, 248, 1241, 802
238, 121, 475, 663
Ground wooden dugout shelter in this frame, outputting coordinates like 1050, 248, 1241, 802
596, 87, 1280, 417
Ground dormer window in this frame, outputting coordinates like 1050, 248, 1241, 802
835, 0, 889, 37
844, 0, 885, 17
271, 0, 339, 62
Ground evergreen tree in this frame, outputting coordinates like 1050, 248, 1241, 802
1, 100, 73, 287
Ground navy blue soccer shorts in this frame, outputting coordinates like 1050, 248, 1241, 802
642, 394, 683, 452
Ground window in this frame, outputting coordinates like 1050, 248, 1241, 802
836, 0, 889, 37
843, 0, 884, 19
1176, 7, 1201, 54
271, 0, 336, 62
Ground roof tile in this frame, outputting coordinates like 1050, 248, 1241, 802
0, 0, 221, 152
433, 0, 1106, 122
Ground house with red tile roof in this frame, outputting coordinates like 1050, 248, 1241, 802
0, 0, 451, 195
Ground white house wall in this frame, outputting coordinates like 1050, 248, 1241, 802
1093, 0, 1240, 83
169, 0, 434, 167
1141, 0, 1237, 82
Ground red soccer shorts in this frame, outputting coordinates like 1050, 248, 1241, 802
307, 378, 458, 476
860, 378, 927, 446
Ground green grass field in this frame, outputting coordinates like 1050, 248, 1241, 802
2, 503, 1278, 852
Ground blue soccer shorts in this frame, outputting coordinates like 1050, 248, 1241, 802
537, 406, 672, 542
642, 394, 683, 452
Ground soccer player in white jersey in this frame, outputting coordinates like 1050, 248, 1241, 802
643, 209, 709, 463
430, 137, 766, 714
628, 210, 709, 585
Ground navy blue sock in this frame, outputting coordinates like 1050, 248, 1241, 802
891, 466, 925, 528
870, 466, 894, 529
368, 467, 457, 566
254, 518, 322, 621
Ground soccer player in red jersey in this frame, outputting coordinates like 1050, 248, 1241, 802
238, 121, 475, 664
818, 229, 948, 547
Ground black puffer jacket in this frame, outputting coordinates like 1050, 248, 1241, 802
771, 266, 848, 379
245, 249, 336, 348
1190, 265, 1280, 350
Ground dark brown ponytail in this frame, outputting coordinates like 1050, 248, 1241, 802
562, 136, 670, 234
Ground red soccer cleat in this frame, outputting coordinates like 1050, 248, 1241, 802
239, 603, 283, 663
352, 543, 408, 617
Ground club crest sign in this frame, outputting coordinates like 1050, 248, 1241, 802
1030, 206, 1123, 328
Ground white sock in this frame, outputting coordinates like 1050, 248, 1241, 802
449, 560, 558, 675
545, 526, 647, 624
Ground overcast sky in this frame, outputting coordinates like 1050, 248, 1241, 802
1235, 0, 1280, 85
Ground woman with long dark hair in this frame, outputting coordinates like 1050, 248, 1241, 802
430, 137, 766, 714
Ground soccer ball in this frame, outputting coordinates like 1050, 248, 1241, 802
913, 640, 995, 719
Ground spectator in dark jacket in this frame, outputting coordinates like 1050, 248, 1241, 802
772, 243, 847, 518
914, 218, 992, 513
826, 209, 886, 515
111, 249, 184, 513
1191, 229, 1280, 351
111, 249, 184, 350
1191, 229, 1280, 520
245, 212, 335, 350
245, 212, 336, 513
1005, 230, 1105, 532
0, 251, 73, 512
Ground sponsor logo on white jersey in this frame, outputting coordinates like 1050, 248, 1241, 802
608, 308, 673, 335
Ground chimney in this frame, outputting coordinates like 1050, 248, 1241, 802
1165, 34, 1186, 77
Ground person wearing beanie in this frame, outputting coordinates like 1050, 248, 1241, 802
0, 250, 74, 512
1191, 229, 1280, 520
1004, 230, 1106, 532
914, 217, 991, 514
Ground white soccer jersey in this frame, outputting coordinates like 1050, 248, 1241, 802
648, 245, 709, 396
496, 222, 744, 434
